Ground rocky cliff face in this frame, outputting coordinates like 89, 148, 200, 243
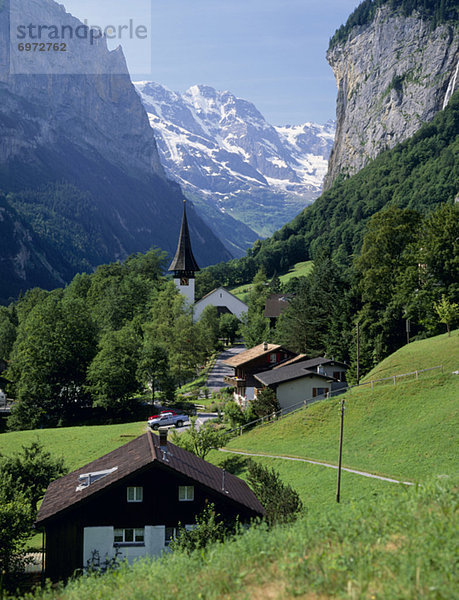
0, 0, 231, 302
324, 6, 459, 189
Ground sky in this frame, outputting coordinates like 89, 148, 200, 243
61, 0, 362, 125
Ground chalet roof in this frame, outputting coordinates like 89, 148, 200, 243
223, 343, 282, 368
36, 431, 264, 524
263, 293, 293, 318
168, 201, 200, 273
254, 357, 346, 387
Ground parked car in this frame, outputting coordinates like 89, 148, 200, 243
148, 410, 178, 420
148, 412, 189, 430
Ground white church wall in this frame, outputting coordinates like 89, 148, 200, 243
174, 277, 195, 305
193, 287, 248, 322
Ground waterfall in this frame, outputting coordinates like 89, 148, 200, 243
443, 59, 459, 109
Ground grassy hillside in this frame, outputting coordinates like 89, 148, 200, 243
223, 331, 458, 484
362, 330, 459, 380
229, 260, 313, 300
0, 421, 146, 472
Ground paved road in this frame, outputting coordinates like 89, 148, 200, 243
219, 449, 414, 486
206, 345, 246, 392
148, 412, 218, 435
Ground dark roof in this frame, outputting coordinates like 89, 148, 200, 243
263, 294, 293, 318
36, 431, 264, 524
272, 354, 307, 369
168, 201, 200, 273
254, 357, 345, 387
296, 357, 348, 370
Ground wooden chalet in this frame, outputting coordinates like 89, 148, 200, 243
223, 342, 296, 405
36, 431, 264, 581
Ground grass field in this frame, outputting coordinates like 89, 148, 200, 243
0, 421, 147, 471
229, 260, 313, 300
4, 331, 458, 598
223, 332, 459, 484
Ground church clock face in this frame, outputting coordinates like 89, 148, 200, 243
180, 277, 189, 286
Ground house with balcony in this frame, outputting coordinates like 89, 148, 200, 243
223, 342, 296, 406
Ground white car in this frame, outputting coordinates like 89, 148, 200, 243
148, 412, 188, 430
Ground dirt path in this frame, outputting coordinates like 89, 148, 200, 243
219, 449, 414, 485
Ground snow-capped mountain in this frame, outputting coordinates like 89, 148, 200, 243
134, 82, 335, 256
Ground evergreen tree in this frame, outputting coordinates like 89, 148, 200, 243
240, 268, 270, 347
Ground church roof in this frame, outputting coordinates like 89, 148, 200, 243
168, 201, 200, 273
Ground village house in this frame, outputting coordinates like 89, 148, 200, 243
36, 430, 264, 581
223, 342, 297, 406
253, 357, 348, 412
193, 287, 248, 323
263, 293, 293, 329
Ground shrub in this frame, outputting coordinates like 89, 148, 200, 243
251, 388, 280, 418
247, 459, 303, 526
170, 504, 231, 554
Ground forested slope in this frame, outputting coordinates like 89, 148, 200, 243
198, 91, 458, 289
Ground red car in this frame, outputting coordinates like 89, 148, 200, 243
148, 410, 178, 420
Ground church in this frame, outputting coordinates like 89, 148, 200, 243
168, 201, 248, 322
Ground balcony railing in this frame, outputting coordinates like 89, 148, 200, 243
224, 375, 246, 386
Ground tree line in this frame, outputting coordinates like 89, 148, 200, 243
239, 203, 458, 379
195, 91, 459, 297
329, 0, 458, 50
0, 249, 239, 431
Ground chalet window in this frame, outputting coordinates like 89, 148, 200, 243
178, 485, 194, 501
127, 486, 143, 502
333, 371, 346, 382
165, 526, 178, 546
269, 353, 277, 364
114, 528, 145, 546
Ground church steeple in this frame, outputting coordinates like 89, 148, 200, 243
169, 200, 200, 303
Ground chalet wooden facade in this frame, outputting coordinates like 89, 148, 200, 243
36, 431, 264, 580
223, 342, 296, 405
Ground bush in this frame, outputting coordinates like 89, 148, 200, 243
170, 504, 231, 554
250, 388, 280, 418
247, 459, 303, 526
223, 400, 246, 427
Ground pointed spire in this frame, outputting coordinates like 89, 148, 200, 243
168, 199, 200, 275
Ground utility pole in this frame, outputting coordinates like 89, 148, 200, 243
406, 319, 410, 345
356, 321, 360, 385
336, 398, 345, 503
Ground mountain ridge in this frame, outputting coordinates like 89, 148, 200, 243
0, 0, 231, 304
135, 81, 334, 256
